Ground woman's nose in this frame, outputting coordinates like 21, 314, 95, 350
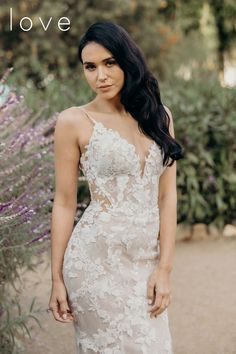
97, 66, 108, 81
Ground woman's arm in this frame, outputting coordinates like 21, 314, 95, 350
49, 108, 80, 322
51, 108, 80, 282
157, 106, 177, 273
147, 105, 177, 318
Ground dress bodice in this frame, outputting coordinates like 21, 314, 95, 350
79, 108, 166, 215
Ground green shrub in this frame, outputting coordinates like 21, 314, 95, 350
163, 70, 236, 227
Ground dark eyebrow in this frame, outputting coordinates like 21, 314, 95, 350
82, 56, 115, 65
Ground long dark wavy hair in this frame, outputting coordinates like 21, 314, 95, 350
78, 21, 184, 167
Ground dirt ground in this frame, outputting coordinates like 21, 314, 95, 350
18, 237, 236, 354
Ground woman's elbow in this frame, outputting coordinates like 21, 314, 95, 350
53, 191, 77, 209
159, 190, 177, 204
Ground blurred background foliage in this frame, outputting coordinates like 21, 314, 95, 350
0, 71, 54, 352
163, 72, 236, 228
0, 0, 236, 86
0, 73, 89, 352
0, 0, 236, 227
0, 1, 236, 351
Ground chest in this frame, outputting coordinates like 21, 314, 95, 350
79, 122, 165, 181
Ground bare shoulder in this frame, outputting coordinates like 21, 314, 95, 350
55, 106, 91, 138
55, 106, 94, 150
163, 104, 175, 138
56, 106, 86, 128
163, 105, 173, 120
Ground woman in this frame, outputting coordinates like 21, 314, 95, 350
48, 21, 183, 353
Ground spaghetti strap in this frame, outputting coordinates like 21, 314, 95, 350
79, 107, 97, 125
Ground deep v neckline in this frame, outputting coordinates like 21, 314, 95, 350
97, 121, 156, 179
79, 108, 156, 180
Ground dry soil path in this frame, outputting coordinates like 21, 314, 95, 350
19, 237, 236, 354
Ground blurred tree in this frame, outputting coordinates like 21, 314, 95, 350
209, 0, 236, 77
176, 0, 236, 76
0, 0, 235, 86
0, 0, 181, 86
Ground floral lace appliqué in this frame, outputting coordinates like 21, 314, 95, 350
62, 110, 173, 353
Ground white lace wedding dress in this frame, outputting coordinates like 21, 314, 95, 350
62, 107, 174, 353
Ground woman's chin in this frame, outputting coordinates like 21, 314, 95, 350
98, 91, 119, 98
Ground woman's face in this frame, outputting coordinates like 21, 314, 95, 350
81, 42, 125, 98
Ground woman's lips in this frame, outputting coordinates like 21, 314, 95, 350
98, 85, 113, 89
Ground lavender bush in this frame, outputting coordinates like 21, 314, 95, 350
0, 69, 57, 353
0, 69, 90, 353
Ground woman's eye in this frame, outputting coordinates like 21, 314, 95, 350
85, 60, 116, 71
106, 60, 116, 67
85, 65, 95, 71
